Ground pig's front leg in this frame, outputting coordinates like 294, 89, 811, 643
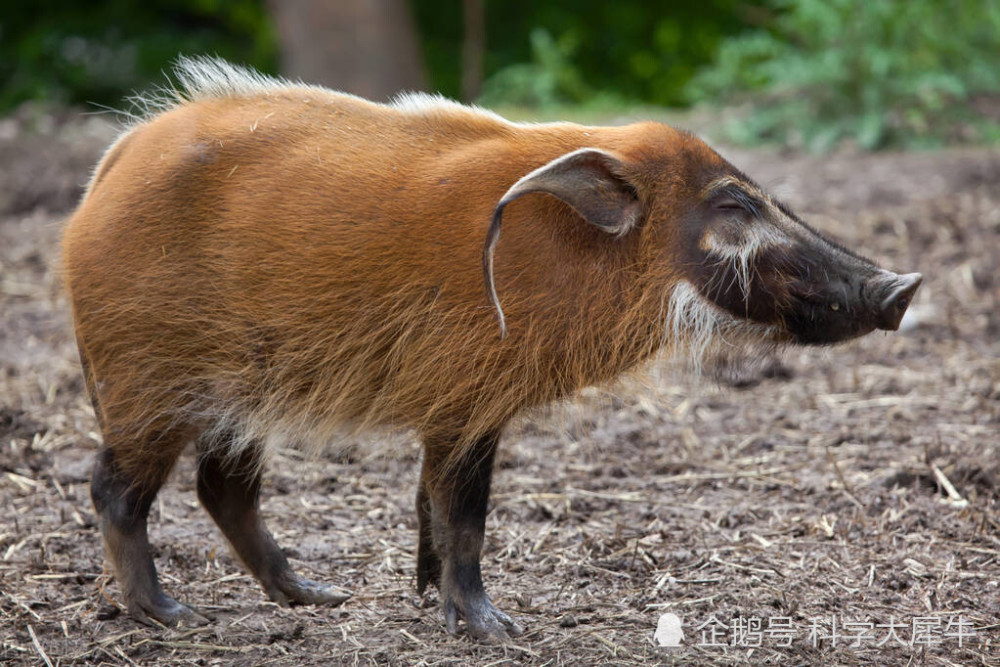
417, 431, 523, 641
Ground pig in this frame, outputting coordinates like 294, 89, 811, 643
62, 57, 921, 641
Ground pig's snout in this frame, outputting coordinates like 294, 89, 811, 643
871, 272, 923, 331
784, 269, 922, 345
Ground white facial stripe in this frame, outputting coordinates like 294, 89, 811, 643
701, 222, 790, 300
701, 175, 743, 197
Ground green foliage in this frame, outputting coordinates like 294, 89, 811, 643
477, 29, 602, 108
0, 0, 277, 112
414, 0, 749, 108
6, 0, 996, 153
689, 0, 1000, 150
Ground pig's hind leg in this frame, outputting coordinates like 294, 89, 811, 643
91, 443, 210, 627
84, 336, 209, 627
196, 436, 351, 607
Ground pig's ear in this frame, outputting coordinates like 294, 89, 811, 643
483, 148, 641, 337
495, 148, 641, 235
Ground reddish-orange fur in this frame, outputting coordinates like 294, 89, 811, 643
63, 67, 736, 485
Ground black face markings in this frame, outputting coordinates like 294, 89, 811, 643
693, 151, 875, 266
674, 158, 892, 344
770, 197, 878, 266
703, 172, 879, 270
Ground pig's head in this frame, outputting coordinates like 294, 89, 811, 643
673, 173, 922, 346
483, 131, 921, 370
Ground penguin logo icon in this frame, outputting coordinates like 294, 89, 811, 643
654, 612, 684, 647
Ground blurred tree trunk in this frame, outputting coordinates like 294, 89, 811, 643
267, 0, 427, 100
461, 0, 484, 102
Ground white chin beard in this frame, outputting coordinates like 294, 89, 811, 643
664, 280, 784, 376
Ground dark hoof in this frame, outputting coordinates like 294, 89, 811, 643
127, 592, 211, 628
270, 574, 352, 607
443, 591, 523, 642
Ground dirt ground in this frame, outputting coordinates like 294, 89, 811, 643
1, 106, 998, 666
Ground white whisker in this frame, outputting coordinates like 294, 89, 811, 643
664, 281, 781, 375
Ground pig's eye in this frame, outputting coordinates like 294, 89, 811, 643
715, 197, 745, 212
711, 187, 763, 217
